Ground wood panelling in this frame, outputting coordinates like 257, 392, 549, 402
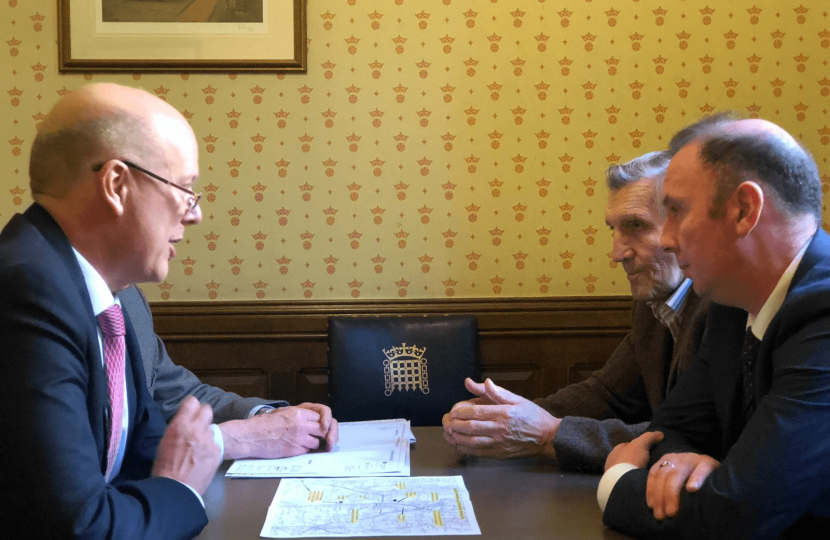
150, 297, 633, 405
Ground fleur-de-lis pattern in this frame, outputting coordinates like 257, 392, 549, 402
1, 1, 828, 301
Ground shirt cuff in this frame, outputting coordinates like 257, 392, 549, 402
247, 404, 276, 418
597, 463, 640, 512
211, 423, 224, 462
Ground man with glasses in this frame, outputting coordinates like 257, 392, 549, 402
92, 154, 339, 460
0, 83, 221, 539
93, 160, 340, 461
94, 160, 202, 211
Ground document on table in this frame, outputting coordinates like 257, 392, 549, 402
348, 418, 416, 444
260, 476, 481, 538
226, 419, 411, 478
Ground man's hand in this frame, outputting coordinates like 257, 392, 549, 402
220, 403, 339, 460
442, 378, 560, 459
646, 453, 720, 520
296, 402, 339, 450
605, 431, 665, 471
152, 396, 221, 495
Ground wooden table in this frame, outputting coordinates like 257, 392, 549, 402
197, 427, 630, 539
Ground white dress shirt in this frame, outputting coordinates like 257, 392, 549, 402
72, 249, 221, 506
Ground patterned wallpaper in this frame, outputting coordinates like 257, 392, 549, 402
1, 0, 829, 301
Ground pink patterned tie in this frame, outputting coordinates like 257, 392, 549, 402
97, 304, 126, 482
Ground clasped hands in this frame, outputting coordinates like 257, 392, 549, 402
605, 431, 720, 520
442, 378, 560, 459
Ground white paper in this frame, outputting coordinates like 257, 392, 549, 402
260, 476, 481, 538
345, 418, 417, 444
226, 420, 411, 478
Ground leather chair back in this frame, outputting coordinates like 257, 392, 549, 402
328, 315, 480, 426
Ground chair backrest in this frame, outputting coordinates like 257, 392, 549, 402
328, 315, 480, 426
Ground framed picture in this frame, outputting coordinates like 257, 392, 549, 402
57, 0, 306, 72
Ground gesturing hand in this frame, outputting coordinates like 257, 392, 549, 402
646, 452, 720, 520
442, 378, 560, 459
152, 396, 221, 495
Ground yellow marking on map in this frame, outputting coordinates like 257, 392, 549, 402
398, 514, 406, 522
406, 491, 417, 498
337, 495, 348, 501
431, 492, 439, 501
454, 488, 466, 519
307, 491, 324, 502
396, 482, 406, 489
433, 510, 444, 527
351, 509, 359, 523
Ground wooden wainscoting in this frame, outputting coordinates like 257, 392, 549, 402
150, 297, 633, 405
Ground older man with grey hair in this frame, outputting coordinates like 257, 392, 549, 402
442, 149, 711, 472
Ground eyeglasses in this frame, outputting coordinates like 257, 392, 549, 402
92, 159, 201, 213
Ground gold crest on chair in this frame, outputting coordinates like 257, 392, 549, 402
328, 315, 479, 425
382, 343, 429, 396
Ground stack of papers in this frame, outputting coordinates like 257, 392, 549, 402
226, 419, 413, 478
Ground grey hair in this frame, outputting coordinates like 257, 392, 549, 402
29, 113, 155, 198
605, 150, 671, 192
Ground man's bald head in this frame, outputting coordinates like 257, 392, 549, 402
691, 118, 822, 221
667, 110, 739, 157
30, 84, 191, 199
26, 83, 201, 291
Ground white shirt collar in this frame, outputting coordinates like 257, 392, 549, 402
747, 240, 811, 340
72, 248, 118, 315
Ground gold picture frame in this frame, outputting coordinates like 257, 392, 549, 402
58, 0, 306, 72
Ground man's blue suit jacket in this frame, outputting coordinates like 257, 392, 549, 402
604, 230, 830, 540
0, 204, 208, 539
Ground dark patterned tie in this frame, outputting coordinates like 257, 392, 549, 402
98, 304, 126, 481
741, 327, 762, 426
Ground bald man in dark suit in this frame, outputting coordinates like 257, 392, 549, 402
0, 83, 218, 539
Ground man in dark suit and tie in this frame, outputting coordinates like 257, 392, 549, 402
0, 83, 222, 538
600, 119, 830, 539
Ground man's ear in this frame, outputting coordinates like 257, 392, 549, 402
97, 161, 129, 216
733, 181, 764, 237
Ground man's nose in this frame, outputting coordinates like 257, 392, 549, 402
660, 225, 677, 253
611, 236, 633, 262
183, 203, 202, 226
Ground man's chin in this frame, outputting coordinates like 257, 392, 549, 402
143, 264, 169, 285
630, 287, 652, 302
632, 284, 673, 303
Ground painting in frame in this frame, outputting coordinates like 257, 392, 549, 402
58, 0, 306, 72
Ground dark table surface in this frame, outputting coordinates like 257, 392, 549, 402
197, 426, 631, 540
